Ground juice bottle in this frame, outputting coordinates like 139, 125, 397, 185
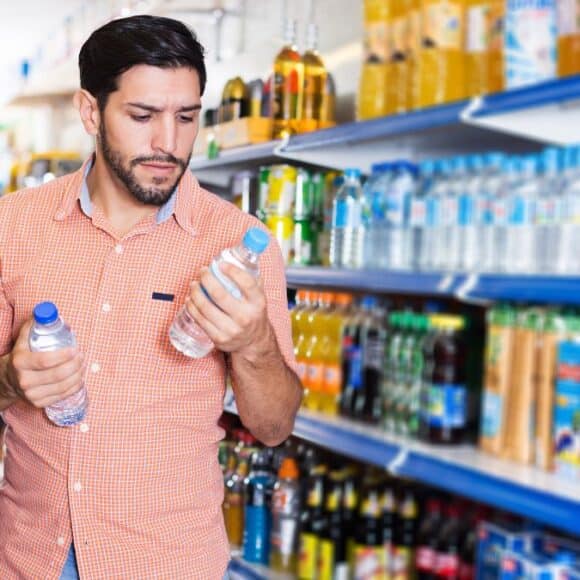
223, 449, 250, 548
321, 293, 351, 415
291, 289, 307, 345
388, 0, 411, 113
272, 19, 304, 139
487, 0, 505, 93
304, 293, 333, 411
418, 0, 467, 108
421, 315, 467, 444
407, 0, 422, 110
358, 0, 392, 119
557, 0, 580, 77
297, 292, 319, 407
302, 22, 328, 131
465, 0, 490, 97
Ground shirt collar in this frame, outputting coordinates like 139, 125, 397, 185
54, 155, 198, 235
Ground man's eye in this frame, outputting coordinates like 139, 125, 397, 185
178, 115, 194, 123
131, 114, 151, 122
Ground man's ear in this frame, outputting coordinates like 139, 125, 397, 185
73, 89, 100, 137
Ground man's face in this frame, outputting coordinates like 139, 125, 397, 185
97, 65, 202, 206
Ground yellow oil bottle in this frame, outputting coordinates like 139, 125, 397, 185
388, 0, 411, 114
407, 0, 422, 110
465, 0, 490, 96
487, 0, 505, 92
302, 22, 328, 131
358, 0, 392, 119
417, 0, 467, 108
272, 19, 304, 139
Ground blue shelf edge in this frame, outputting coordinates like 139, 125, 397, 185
285, 267, 580, 306
223, 401, 580, 536
228, 557, 268, 580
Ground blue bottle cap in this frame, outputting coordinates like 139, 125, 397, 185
33, 301, 59, 325
344, 168, 361, 179
243, 228, 270, 254
370, 162, 391, 173
484, 152, 505, 168
361, 295, 378, 309
420, 160, 435, 175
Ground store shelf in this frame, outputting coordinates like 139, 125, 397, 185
223, 395, 580, 535
189, 141, 280, 171
285, 267, 580, 306
229, 555, 292, 580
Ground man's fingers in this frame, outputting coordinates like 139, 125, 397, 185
15, 348, 79, 373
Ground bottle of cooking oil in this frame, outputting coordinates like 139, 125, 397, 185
558, 0, 580, 77
302, 22, 328, 131
388, 0, 411, 114
358, 0, 392, 120
407, 0, 422, 110
465, 0, 490, 97
417, 0, 467, 108
487, 0, 505, 93
272, 19, 304, 139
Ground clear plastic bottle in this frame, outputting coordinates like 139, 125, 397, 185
430, 159, 451, 271
556, 145, 580, 274
169, 228, 270, 358
411, 160, 435, 271
29, 301, 87, 427
459, 155, 484, 271
329, 168, 364, 268
505, 155, 539, 274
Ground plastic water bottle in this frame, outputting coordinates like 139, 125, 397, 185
422, 160, 445, 271
556, 146, 580, 274
169, 227, 270, 358
505, 155, 539, 273
385, 161, 417, 270
29, 302, 87, 427
459, 155, 484, 271
361, 163, 391, 268
536, 148, 564, 273
443, 157, 467, 271
330, 168, 364, 268
492, 156, 520, 273
411, 160, 435, 271
478, 153, 505, 272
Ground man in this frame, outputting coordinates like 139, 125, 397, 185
0, 15, 302, 579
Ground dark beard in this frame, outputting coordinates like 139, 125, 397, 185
98, 121, 191, 207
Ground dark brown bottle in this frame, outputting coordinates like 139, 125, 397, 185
392, 486, 419, 580
416, 498, 444, 580
434, 503, 464, 580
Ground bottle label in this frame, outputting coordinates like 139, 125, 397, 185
323, 363, 342, 395
364, 20, 390, 63
459, 561, 475, 580
416, 546, 437, 573
354, 545, 386, 579
271, 515, 299, 557
442, 197, 459, 226
435, 553, 461, 578
333, 198, 361, 229
318, 539, 335, 580
425, 2, 464, 50
210, 258, 242, 300
458, 193, 475, 226
392, 545, 415, 579
344, 342, 363, 390
427, 196, 441, 227
536, 198, 561, 225
492, 198, 508, 226
391, 16, 407, 61
410, 199, 427, 227
363, 336, 385, 372
508, 195, 534, 225
306, 362, 325, 392
427, 383, 467, 428
481, 391, 503, 437
476, 195, 493, 225
467, 5, 489, 53
296, 360, 308, 383
299, 532, 319, 579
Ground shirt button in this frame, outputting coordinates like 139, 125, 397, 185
79, 423, 89, 433
57, 537, 65, 546
90, 362, 101, 374
115, 244, 124, 254
73, 481, 82, 493
102, 303, 111, 313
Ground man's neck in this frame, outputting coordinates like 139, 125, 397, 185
86, 156, 158, 237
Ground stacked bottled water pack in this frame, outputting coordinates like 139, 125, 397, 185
329, 146, 580, 274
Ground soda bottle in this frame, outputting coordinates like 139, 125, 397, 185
392, 486, 419, 580
382, 479, 398, 578
408, 314, 429, 438
394, 312, 416, 436
296, 292, 318, 405
223, 448, 250, 549
433, 503, 464, 579
340, 299, 365, 418
354, 480, 386, 579
29, 302, 87, 427
169, 228, 270, 357
357, 297, 387, 425
291, 289, 307, 345
270, 457, 301, 574
298, 464, 327, 579
272, 19, 304, 138
421, 315, 467, 445
330, 169, 364, 268
383, 312, 403, 433
242, 450, 274, 565
318, 470, 348, 580
342, 466, 361, 574
416, 497, 444, 579
458, 505, 490, 580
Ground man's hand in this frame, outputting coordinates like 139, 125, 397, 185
5, 320, 85, 409
184, 262, 272, 359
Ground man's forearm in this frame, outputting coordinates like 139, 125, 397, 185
0, 354, 19, 411
229, 325, 302, 446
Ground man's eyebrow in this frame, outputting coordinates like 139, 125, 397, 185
126, 102, 202, 113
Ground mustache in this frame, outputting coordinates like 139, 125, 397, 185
131, 155, 186, 170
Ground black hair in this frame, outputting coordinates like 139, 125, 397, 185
78, 14, 206, 110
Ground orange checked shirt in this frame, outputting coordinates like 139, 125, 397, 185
0, 159, 296, 579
